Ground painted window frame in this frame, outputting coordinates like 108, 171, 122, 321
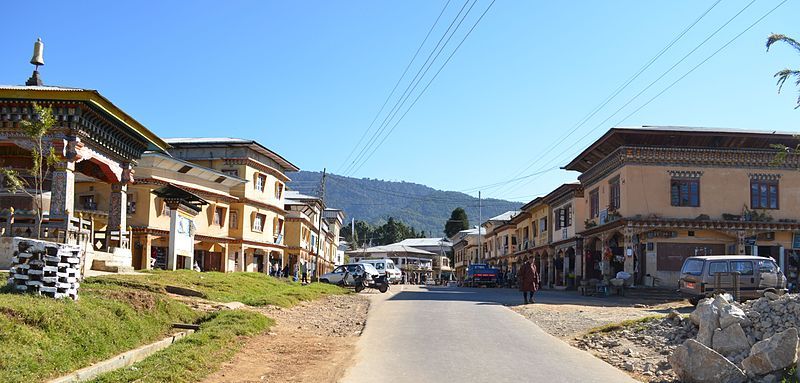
670, 178, 700, 207
608, 176, 621, 210
589, 188, 599, 218
750, 179, 778, 210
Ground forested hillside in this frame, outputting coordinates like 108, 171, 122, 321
287, 171, 520, 237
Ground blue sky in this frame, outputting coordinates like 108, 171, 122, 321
2, 0, 798, 202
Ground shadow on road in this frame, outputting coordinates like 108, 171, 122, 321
387, 286, 690, 312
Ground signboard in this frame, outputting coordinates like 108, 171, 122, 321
599, 209, 608, 225
792, 233, 800, 249
174, 213, 195, 257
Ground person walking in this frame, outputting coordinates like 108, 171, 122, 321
272, 262, 279, 277
282, 265, 290, 278
518, 256, 540, 304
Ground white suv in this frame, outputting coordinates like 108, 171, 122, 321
320, 263, 380, 285
359, 259, 402, 284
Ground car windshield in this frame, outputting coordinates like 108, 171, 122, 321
681, 259, 704, 276
346, 265, 362, 273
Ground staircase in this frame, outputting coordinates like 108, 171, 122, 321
90, 250, 135, 273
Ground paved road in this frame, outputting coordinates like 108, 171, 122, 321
341, 285, 637, 383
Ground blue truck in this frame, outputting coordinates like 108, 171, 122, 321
464, 264, 500, 288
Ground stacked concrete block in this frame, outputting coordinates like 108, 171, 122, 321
7, 238, 82, 300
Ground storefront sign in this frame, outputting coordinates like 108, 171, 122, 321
792, 233, 800, 249
646, 230, 678, 239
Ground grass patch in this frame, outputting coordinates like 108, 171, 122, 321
87, 270, 348, 307
586, 315, 664, 335
90, 310, 272, 383
0, 285, 200, 383
782, 365, 798, 383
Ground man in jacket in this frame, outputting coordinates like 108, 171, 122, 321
518, 256, 540, 304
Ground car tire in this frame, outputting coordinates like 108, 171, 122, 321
320, 279, 329, 284
688, 297, 700, 306
355, 284, 365, 293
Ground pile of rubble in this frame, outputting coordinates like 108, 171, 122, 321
669, 293, 798, 383
6, 238, 82, 300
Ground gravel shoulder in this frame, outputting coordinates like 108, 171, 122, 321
201, 293, 369, 383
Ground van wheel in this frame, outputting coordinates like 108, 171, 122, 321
320, 279, 329, 284
688, 297, 700, 306
762, 289, 777, 297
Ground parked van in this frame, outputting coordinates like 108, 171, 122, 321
358, 259, 402, 284
679, 255, 787, 304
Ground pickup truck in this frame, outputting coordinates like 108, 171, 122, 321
464, 264, 499, 287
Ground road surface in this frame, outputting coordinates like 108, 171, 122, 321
341, 285, 637, 383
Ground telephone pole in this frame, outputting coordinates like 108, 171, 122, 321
478, 191, 482, 264
315, 168, 327, 282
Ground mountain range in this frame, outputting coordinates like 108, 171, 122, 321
287, 171, 521, 237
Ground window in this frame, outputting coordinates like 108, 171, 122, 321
230, 210, 239, 229
681, 259, 704, 276
255, 174, 267, 192
252, 213, 265, 232
731, 261, 754, 276
213, 207, 225, 226
161, 201, 170, 216
590, 189, 599, 218
274, 182, 284, 199
671, 179, 699, 207
540, 218, 547, 233
708, 261, 729, 275
609, 177, 621, 210
751, 180, 778, 209
126, 193, 136, 214
554, 210, 562, 230
273, 217, 284, 236
757, 260, 778, 273
79, 195, 97, 211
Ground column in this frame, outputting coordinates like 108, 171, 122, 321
167, 205, 179, 271
736, 231, 747, 255
221, 245, 230, 273
623, 228, 635, 275
240, 245, 247, 272
108, 183, 127, 233
143, 234, 152, 270
49, 160, 75, 217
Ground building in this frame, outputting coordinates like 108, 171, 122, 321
0, 83, 169, 272
348, 243, 436, 283
542, 183, 585, 289
165, 138, 299, 273
450, 227, 484, 279
480, 211, 520, 266
394, 237, 453, 280
565, 126, 800, 287
323, 209, 346, 268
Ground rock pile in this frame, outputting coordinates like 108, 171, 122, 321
6, 238, 82, 299
669, 294, 799, 383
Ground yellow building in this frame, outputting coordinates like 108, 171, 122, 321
164, 138, 299, 273
565, 126, 800, 287
542, 183, 584, 289
450, 227, 483, 279
480, 211, 521, 268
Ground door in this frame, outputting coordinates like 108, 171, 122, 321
327, 266, 347, 283
204, 252, 223, 272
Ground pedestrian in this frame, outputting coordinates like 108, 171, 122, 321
518, 256, 540, 304
282, 265, 290, 278
272, 262, 279, 277
301, 261, 309, 284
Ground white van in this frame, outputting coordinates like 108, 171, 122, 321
358, 259, 402, 284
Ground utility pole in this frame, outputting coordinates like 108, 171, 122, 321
478, 191, 482, 264
315, 168, 327, 282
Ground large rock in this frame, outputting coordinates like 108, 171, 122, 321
719, 303, 751, 329
669, 339, 747, 383
742, 328, 799, 376
691, 298, 720, 347
712, 323, 750, 356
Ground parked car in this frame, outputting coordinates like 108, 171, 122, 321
358, 259, 402, 284
464, 264, 499, 288
320, 263, 380, 285
678, 255, 788, 304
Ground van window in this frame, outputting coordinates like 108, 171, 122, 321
681, 259, 704, 276
758, 260, 778, 273
373, 263, 385, 270
708, 261, 729, 275
731, 261, 754, 275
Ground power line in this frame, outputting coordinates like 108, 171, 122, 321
342, 0, 475, 175
347, 0, 497, 176
489, 0, 725, 197
336, 0, 454, 174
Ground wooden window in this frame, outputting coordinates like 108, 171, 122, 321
751, 180, 778, 209
540, 217, 547, 233
670, 179, 700, 207
274, 182, 284, 199
213, 206, 225, 226
79, 195, 97, 211
564, 204, 572, 227
589, 189, 599, 218
126, 193, 136, 214
609, 177, 621, 210
252, 213, 265, 232
554, 210, 562, 230
230, 210, 239, 229
255, 174, 267, 192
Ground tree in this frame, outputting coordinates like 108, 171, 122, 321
766, 34, 800, 109
0, 103, 58, 238
444, 207, 470, 238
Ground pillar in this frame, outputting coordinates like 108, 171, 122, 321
623, 228, 635, 275
240, 245, 247, 272
167, 206, 180, 271
108, 183, 127, 233
143, 234, 152, 269
50, 161, 75, 217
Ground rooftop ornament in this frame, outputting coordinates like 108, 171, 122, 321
26, 38, 45, 86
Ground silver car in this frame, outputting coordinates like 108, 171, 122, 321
320, 263, 380, 285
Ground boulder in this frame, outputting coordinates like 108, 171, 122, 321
691, 298, 720, 347
719, 303, 751, 329
764, 291, 780, 301
712, 323, 750, 356
669, 339, 747, 383
742, 328, 799, 376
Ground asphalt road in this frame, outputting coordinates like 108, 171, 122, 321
341, 285, 637, 383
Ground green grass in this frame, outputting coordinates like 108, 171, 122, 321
782, 366, 798, 383
0, 284, 201, 383
586, 315, 664, 335
89, 310, 272, 383
87, 270, 348, 307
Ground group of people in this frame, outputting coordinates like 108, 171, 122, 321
268, 261, 311, 284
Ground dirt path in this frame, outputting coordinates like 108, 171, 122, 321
201, 293, 369, 383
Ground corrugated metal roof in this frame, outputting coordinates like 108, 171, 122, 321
396, 238, 452, 247
165, 137, 299, 172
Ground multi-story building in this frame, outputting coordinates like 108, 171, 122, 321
450, 227, 484, 279
480, 211, 519, 265
542, 183, 585, 289
284, 191, 325, 278
165, 138, 299, 273
323, 209, 346, 270
566, 126, 800, 287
